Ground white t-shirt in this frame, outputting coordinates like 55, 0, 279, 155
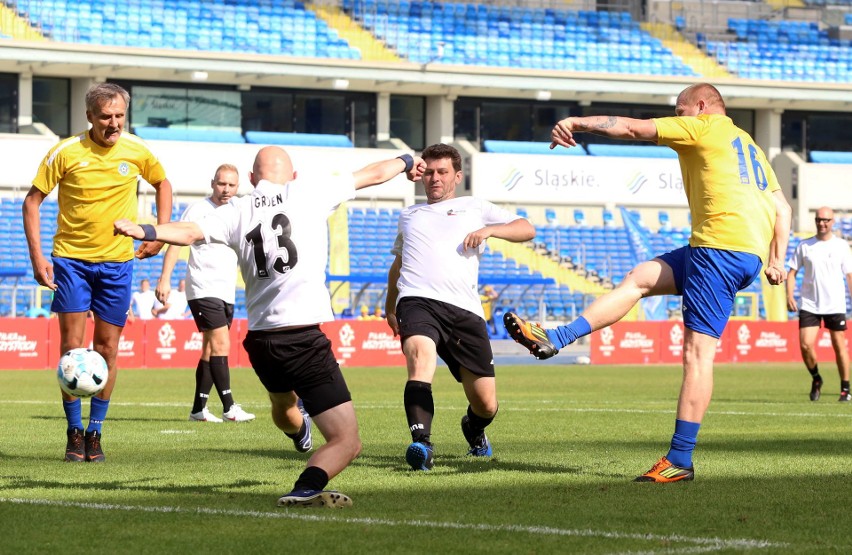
198, 177, 356, 331
180, 198, 238, 303
787, 234, 852, 314
131, 289, 156, 319
153, 289, 189, 320
391, 196, 522, 318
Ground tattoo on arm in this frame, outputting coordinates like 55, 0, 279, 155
574, 116, 618, 134
594, 116, 619, 130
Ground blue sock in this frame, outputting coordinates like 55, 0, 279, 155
63, 399, 83, 431
546, 316, 592, 349
666, 419, 701, 468
87, 397, 110, 434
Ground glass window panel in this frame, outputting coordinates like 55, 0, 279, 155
0, 73, 17, 134
132, 85, 241, 130
33, 77, 70, 136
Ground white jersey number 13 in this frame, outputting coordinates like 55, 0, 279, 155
245, 213, 299, 279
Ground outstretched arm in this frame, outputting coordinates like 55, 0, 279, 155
353, 155, 425, 190
551, 116, 658, 149
114, 219, 204, 247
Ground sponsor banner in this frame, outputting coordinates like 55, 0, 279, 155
145, 319, 205, 368
0, 317, 50, 369
658, 321, 729, 364
727, 321, 796, 363
471, 153, 687, 207
115, 319, 145, 368
322, 320, 405, 367
591, 322, 660, 364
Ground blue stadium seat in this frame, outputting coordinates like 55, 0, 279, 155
134, 127, 245, 143
809, 150, 852, 164
482, 140, 587, 155
244, 131, 353, 147
586, 144, 678, 158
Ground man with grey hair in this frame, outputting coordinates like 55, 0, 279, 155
23, 82, 173, 463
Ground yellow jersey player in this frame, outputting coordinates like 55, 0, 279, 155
504, 83, 792, 483
23, 82, 173, 463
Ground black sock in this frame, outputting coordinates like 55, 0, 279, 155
842, 381, 850, 393
808, 365, 822, 383
209, 356, 235, 411
191, 359, 214, 413
404, 380, 434, 444
293, 466, 329, 492
466, 404, 497, 432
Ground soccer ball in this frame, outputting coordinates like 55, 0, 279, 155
57, 348, 109, 398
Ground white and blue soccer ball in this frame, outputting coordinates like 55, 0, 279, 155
57, 348, 109, 398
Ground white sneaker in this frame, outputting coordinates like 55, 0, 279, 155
223, 404, 256, 422
189, 407, 223, 423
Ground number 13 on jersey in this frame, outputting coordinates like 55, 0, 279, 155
245, 213, 299, 279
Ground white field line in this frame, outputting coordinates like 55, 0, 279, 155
5, 399, 852, 420
1, 497, 784, 551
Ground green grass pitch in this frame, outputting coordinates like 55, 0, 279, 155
1, 362, 850, 553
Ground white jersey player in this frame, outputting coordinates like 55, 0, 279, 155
786, 206, 852, 402
384, 143, 535, 471
158, 164, 254, 424
114, 145, 425, 508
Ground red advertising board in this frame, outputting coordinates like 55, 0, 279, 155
144, 319, 205, 368
322, 320, 406, 367
726, 321, 797, 363
658, 321, 729, 364
0, 317, 50, 369
591, 322, 659, 364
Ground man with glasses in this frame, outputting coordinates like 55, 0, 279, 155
158, 164, 256, 424
786, 207, 852, 402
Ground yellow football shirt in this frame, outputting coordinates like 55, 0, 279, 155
32, 131, 167, 262
654, 114, 780, 260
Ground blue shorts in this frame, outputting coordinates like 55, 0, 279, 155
51, 256, 133, 327
657, 246, 762, 338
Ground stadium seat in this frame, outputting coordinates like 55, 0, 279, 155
809, 150, 852, 164
134, 127, 245, 143
586, 144, 678, 158
483, 140, 587, 155
245, 131, 354, 148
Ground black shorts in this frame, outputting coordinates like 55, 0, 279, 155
396, 296, 495, 382
188, 297, 234, 331
242, 325, 352, 416
799, 310, 847, 331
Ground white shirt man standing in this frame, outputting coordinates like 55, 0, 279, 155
786, 206, 852, 402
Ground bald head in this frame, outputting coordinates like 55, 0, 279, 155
250, 146, 295, 186
675, 83, 726, 117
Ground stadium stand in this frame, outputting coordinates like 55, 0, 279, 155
343, 0, 698, 75
705, 18, 852, 82
8, 0, 361, 58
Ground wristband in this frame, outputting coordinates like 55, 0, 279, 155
397, 153, 414, 173
140, 224, 157, 242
